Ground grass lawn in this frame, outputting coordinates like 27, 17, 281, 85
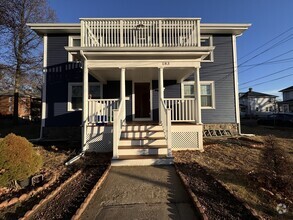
174, 123, 293, 219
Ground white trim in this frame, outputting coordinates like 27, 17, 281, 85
181, 80, 216, 109
40, 34, 47, 138
67, 82, 102, 112
232, 35, 241, 133
68, 35, 81, 61
201, 35, 214, 62
132, 80, 153, 121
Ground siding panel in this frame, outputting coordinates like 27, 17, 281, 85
47, 35, 68, 66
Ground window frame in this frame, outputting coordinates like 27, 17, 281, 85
67, 82, 103, 112
68, 35, 81, 62
181, 81, 215, 109
201, 35, 214, 62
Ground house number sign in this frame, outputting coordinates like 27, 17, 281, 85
162, 61, 170, 65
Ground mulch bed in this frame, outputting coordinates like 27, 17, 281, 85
30, 165, 108, 220
176, 161, 257, 219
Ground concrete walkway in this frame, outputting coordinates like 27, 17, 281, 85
81, 166, 200, 220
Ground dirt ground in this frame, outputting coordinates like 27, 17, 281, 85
174, 123, 293, 219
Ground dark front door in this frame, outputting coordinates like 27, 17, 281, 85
135, 83, 150, 119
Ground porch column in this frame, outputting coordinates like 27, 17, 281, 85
120, 68, 126, 120
194, 68, 202, 124
82, 57, 89, 150
158, 67, 164, 122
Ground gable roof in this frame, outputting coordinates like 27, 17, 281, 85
279, 86, 293, 92
240, 90, 277, 98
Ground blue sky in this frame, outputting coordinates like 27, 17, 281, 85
48, 0, 293, 99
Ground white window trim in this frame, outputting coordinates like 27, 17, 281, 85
67, 82, 102, 112
181, 81, 216, 109
68, 35, 81, 62
201, 35, 214, 62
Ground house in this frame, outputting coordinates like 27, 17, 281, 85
0, 90, 40, 119
239, 88, 277, 118
278, 86, 293, 113
28, 18, 250, 165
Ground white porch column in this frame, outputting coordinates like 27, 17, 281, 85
120, 68, 126, 119
158, 67, 164, 122
82, 58, 89, 150
194, 68, 202, 124
40, 34, 47, 138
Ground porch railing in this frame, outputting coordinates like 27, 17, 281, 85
88, 99, 119, 123
113, 99, 125, 159
160, 98, 172, 157
81, 18, 200, 48
164, 98, 196, 122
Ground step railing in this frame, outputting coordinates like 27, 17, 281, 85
81, 18, 200, 48
88, 99, 119, 124
164, 98, 196, 122
160, 98, 172, 157
113, 99, 125, 159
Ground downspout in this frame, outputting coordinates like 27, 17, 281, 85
233, 34, 254, 137
65, 50, 88, 165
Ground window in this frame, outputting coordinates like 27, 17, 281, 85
68, 82, 102, 111
201, 35, 214, 62
68, 35, 81, 62
182, 81, 215, 109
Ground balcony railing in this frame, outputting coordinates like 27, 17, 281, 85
81, 18, 201, 48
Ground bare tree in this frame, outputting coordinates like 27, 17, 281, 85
0, 0, 56, 123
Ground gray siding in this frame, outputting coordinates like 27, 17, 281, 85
47, 35, 68, 66
187, 35, 236, 123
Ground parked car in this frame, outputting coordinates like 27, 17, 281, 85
257, 113, 293, 127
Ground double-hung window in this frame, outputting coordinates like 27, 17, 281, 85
182, 81, 215, 109
68, 82, 102, 111
68, 35, 81, 62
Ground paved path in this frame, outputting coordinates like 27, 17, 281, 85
81, 166, 200, 220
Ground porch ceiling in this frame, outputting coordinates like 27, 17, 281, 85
90, 67, 194, 82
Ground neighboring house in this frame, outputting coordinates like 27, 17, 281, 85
0, 90, 40, 119
278, 86, 293, 113
239, 88, 277, 118
28, 18, 250, 165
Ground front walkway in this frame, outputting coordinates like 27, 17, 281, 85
80, 166, 200, 220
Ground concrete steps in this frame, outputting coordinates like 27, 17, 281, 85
112, 124, 173, 166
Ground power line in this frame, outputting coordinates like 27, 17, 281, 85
239, 49, 293, 74
240, 57, 293, 67
239, 73, 293, 90
239, 66, 293, 86
239, 34, 293, 67
239, 26, 293, 61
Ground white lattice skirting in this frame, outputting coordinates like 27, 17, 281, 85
171, 125, 203, 150
86, 126, 113, 152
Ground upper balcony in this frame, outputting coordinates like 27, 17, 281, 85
80, 18, 201, 48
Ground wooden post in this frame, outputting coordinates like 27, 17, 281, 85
120, 68, 126, 120
82, 57, 89, 150
158, 67, 164, 122
194, 68, 202, 124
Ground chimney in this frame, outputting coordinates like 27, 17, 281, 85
248, 88, 252, 92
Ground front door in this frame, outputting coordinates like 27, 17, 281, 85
134, 83, 151, 120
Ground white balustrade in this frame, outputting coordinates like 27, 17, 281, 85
81, 18, 200, 48
88, 99, 119, 123
164, 98, 196, 122
113, 99, 125, 159
160, 99, 172, 157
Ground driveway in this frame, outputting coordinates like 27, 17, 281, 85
80, 166, 199, 220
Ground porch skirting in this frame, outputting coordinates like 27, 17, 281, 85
85, 124, 203, 152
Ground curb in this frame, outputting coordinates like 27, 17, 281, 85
0, 172, 58, 210
20, 169, 82, 220
71, 165, 111, 220
174, 165, 209, 220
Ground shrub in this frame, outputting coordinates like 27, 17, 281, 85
0, 133, 43, 187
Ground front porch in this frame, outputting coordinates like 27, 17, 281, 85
80, 64, 204, 165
